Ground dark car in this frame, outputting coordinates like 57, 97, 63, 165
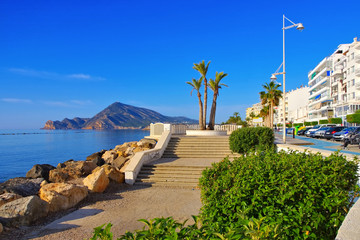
323, 126, 346, 140
333, 127, 358, 141
297, 127, 312, 136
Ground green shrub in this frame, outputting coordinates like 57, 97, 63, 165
304, 121, 311, 126
329, 117, 342, 124
319, 119, 329, 124
347, 113, 360, 123
293, 123, 303, 127
311, 121, 318, 126
229, 127, 275, 154
286, 123, 292, 127
199, 151, 360, 239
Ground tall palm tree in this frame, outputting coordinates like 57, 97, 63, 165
208, 71, 228, 130
193, 60, 210, 128
259, 81, 282, 128
186, 77, 205, 130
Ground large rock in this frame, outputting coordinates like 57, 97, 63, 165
112, 156, 127, 169
49, 160, 97, 183
93, 165, 124, 183
102, 150, 118, 164
0, 196, 49, 227
0, 222, 2, 233
86, 150, 106, 166
0, 193, 22, 207
0, 178, 43, 197
83, 168, 109, 193
39, 183, 88, 212
137, 139, 157, 148
26, 164, 56, 182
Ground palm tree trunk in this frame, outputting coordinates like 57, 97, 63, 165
197, 93, 205, 130
203, 78, 207, 129
270, 102, 274, 129
208, 91, 218, 130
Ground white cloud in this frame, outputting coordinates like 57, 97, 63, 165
9, 68, 106, 81
70, 100, 93, 105
1, 98, 32, 103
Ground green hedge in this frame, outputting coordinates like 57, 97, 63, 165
329, 117, 342, 124
293, 123, 303, 127
347, 114, 360, 123
229, 127, 275, 154
199, 151, 360, 239
311, 121, 318, 126
319, 119, 329, 124
304, 121, 312, 126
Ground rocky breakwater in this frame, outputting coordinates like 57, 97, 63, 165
0, 138, 157, 235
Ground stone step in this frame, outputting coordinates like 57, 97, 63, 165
161, 154, 238, 158
134, 181, 199, 188
137, 175, 201, 181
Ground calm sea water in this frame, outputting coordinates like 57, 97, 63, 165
0, 129, 148, 183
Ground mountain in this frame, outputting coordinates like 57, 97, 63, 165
42, 102, 197, 130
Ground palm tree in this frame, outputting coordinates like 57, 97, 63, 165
193, 60, 210, 128
186, 77, 205, 130
208, 71, 228, 130
259, 81, 282, 128
259, 105, 270, 127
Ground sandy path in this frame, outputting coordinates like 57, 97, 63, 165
19, 184, 201, 240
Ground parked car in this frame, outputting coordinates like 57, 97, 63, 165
297, 127, 312, 136
305, 124, 337, 137
314, 127, 331, 138
287, 128, 294, 134
323, 126, 346, 140
333, 127, 358, 141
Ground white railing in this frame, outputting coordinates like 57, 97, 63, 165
150, 123, 241, 136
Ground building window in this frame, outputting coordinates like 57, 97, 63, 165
353, 92, 356, 99
351, 66, 355, 73
351, 53, 355, 60
352, 79, 355, 86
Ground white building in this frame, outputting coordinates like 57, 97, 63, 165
307, 37, 360, 124
274, 86, 309, 125
246, 102, 263, 126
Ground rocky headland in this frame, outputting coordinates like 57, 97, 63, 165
42, 102, 197, 130
0, 138, 157, 236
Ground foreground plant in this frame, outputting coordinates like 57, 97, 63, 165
200, 151, 360, 239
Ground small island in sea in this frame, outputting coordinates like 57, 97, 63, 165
42, 102, 197, 130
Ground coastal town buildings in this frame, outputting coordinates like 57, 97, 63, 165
246, 102, 263, 126
307, 37, 360, 124
274, 86, 309, 125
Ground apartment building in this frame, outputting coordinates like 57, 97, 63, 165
307, 37, 360, 124
274, 86, 309, 125
246, 102, 263, 126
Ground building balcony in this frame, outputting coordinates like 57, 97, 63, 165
308, 58, 328, 79
356, 69, 360, 77
309, 76, 329, 92
309, 87, 327, 100
332, 69, 343, 77
309, 68, 328, 86
308, 94, 331, 107
355, 55, 360, 63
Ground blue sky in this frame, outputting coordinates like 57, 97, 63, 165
0, 0, 359, 129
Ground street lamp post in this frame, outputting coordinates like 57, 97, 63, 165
271, 15, 304, 144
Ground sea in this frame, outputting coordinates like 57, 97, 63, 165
0, 129, 149, 183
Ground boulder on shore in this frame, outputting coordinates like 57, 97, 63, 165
49, 160, 97, 183
0, 193, 22, 208
83, 168, 109, 193
86, 150, 106, 166
39, 183, 88, 212
0, 177, 44, 197
26, 164, 55, 182
93, 165, 124, 183
102, 150, 118, 164
0, 222, 3, 233
0, 196, 49, 227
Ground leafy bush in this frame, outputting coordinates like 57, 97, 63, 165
90, 216, 274, 240
329, 117, 342, 124
311, 121, 318, 126
347, 113, 360, 123
199, 151, 360, 239
286, 123, 292, 127
319, 119, 329, 124
304, 121, 311, 126
293, 123, 303, 127
229, 127, 275, 154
